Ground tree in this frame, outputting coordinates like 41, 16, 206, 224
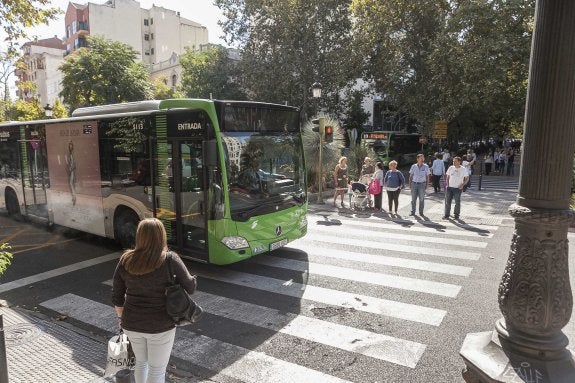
10, 98, 44, 121
215, 0, 361, 120
351, 0, 449, 132
179, 46, 245, 100
350, 0, 534, 140
0, 0, 60, 52
59, 36, 153, 112
0, 243, 12, 276
51, 98, 68, 119
341, 89, 371, 143
152, 77, 182, 100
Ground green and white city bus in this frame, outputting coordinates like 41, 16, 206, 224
361, 131, 421, 167
0, 99, 307, 265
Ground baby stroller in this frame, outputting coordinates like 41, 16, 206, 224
350, 181, 371, 210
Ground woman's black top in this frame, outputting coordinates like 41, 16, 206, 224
112, 252, 197, 333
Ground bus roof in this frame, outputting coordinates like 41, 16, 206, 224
72, 99, 299, 117
71, 100, 162, 117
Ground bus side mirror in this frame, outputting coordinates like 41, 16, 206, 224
203, 140, 218, 167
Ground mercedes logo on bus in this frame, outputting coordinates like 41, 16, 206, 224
275, 226, 282, 236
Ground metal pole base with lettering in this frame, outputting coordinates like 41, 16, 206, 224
461, 205, 575, 383
461, 329, 575, 383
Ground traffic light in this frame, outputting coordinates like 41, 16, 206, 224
311, 117, 325, 135
324, 125, 333, 143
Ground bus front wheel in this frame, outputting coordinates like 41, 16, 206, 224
6, 189, 22, 221
114, 209, 139, 249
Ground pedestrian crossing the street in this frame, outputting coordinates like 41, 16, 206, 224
39, 213, 500, 382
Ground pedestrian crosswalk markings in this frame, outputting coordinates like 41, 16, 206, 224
36, 212, 499, 380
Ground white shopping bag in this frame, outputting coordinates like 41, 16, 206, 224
104, 331, 135, 377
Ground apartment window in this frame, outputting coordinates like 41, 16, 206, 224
151, 48, 154, 55
151, 33, 154, 40
144, 34, 149, 41
72, 21, 77, 34
171, 74, 177, 87
145, 51, 150, 56
144, 19, 149, 26
150, 18, 154, 25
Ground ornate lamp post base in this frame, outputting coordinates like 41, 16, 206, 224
461, 330, 575, 383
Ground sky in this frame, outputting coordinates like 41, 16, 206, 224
20, 0, 227, 45
1, 0, 227, 96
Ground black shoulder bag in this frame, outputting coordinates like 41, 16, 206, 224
165, 252, 203, 324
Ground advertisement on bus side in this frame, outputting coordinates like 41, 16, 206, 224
45, 121, 106, 236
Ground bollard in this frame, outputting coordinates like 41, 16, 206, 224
0, 314, 9, 383
115, 368, 132, 383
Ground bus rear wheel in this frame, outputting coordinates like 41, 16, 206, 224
114, 209, 139, 249
6, 189, 22, 221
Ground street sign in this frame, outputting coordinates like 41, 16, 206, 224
433, 120, 448, 139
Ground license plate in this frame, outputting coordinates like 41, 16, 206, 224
270, 238, 288, 251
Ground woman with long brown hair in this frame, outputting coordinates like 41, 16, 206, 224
112, 218, 197, 383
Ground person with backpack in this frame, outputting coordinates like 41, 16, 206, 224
383, 160, 405, 215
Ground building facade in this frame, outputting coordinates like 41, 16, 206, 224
15, 37, 66, 108
63, 0, 209, 64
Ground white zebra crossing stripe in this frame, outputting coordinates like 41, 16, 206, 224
294, 233, 481, 261
193, 291, 426, 368
309, 225, 488, 248
173, 331, 353, 383
289, 244, 473, 277
186, 270, 446, 326
249, 257, 462, 297
40, 294, 353, 383
103, 271, 445, 326
313, 217, 496, 238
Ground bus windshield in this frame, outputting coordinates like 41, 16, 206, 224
222, 132, 305, 221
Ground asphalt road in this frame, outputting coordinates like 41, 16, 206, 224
1, 191, 574, 383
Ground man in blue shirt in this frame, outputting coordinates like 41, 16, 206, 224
408, 153, 430, 216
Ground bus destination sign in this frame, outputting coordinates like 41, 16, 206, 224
363, 132, 389, 140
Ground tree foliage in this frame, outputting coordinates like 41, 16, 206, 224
179, 46, 245, 100
10, 98, 44, 121
153, 77, 182, 100
350, 0, 534, 140
51, 98, 68, 119
59, 36, 153, 112
0, 0, 60, 52
214, 0, 360, 119
0, 243, 12, 276
351, 0, 448, 130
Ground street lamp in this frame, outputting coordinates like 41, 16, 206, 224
311, 82, 322, 99
44, 104, 53, 118
311, 82, 325, 204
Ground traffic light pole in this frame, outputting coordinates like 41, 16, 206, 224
317, 117, 325, 204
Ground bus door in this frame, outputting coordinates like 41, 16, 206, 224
172, 140, 208, 256
20, 126, 49, 218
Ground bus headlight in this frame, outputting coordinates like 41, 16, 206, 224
221, 236, 249, 249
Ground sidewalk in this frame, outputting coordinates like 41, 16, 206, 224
0, 302, 209, 383
309, 183, 519, 227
